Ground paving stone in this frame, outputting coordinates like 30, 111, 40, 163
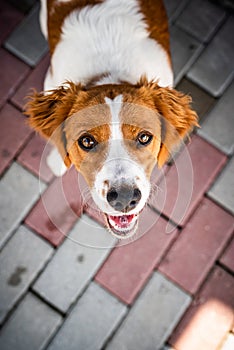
0, 48, 30, 108
106, 272, 191, 350
11, 54, 50, 110
84, 203, 107, 227
0, 0, 24, 44
220, 334, 234, 350
187, 17, 234, 97
164, 0, 188, 22
18, 133, 54, 183
96, 209, 178, 305
160, 346, 176, 350
0, 162, 45, 248
159, 197, 234, 294
170, 267, 234, 350
47, 282, 127, 350
0, 225, 53, 325
198, 81, 234, 155
4, 4, 48, 67
7, 0, 37, 13
170, 26, 203, 85
176, 0, 226, 43
0, 103, 32, 176
220, 237, 234, 274
208, 157, 234, 215
176, 78, 215, 120
0, 293, 62, 350
151, 135, 227, 226
33, 215, 115, 313
25, 166, 83, 246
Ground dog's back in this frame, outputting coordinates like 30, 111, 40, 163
40, 0, 173, 90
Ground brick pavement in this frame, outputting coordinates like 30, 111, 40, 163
0, 1, 233, 349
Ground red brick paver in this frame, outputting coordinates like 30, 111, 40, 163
0, 103, 32, 175
0, 48, 30, 108
159, 197, 234, 294
169, 267, 234, 350
18, 133, 54, 183
25, 167, 83, 246
96, 209, 178, 305
0, 1, 23, 44
220, 237, 234, 274
152, 135, 227, 226
11, 54, 50, 110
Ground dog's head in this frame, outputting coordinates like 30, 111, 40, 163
25, 79, 198, 239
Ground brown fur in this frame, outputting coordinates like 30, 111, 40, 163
25, 79, 198, 183
149, 82, 199, 167
139, 0, 171, 63
26, 83, 83, 166
47, 0, 103, 55
47, 0, 170, 62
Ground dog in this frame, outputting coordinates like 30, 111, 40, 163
25, 0, 198, 239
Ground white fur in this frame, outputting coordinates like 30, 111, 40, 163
46, 148, 67, 176
43, 0, 173, 90
39, 0, 48, 39
105, 95, 123, 141
92, 95, 151, 215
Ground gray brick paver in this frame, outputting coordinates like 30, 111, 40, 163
208, 157, 234, 215
164, 0, 188, 22
4, 3, 48, 66
33, 215, 116, 313
0, 293, 62, 350
106, 272, 191, 350
0, 225, 53, 325
170, 26, 203, 86
198, 80, 234, 155
176, 0, 226, 43
47, 282, 127, 350
187, 16, 234, 97
0, 162, 45, 248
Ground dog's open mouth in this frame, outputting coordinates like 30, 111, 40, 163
105, 213, 139, 239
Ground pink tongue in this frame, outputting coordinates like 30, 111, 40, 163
110, 214, 135, 228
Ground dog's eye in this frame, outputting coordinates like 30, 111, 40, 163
137, 132, 153, 146
78, 134, 97, 151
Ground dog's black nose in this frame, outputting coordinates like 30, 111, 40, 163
107, 185, 142, 212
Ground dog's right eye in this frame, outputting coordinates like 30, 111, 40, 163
78, 134, 98, 151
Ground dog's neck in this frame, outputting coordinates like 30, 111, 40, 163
84, 72, 134, 89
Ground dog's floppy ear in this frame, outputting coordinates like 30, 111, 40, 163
151, 84, 199, 167
25, 82, 82, 167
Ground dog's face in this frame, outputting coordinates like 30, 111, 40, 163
26, 79, 198, 239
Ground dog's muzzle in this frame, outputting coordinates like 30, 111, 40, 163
106, 185, 142, 212
104, 183, 142, 239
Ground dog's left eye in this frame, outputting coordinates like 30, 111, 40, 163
137, 131, 153, 146
78, 134, 98, 151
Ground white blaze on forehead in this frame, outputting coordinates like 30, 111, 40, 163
104, 95, 123, 141
92, 94, 151, 215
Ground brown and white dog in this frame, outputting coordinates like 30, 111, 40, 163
26, 0, 198, 239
